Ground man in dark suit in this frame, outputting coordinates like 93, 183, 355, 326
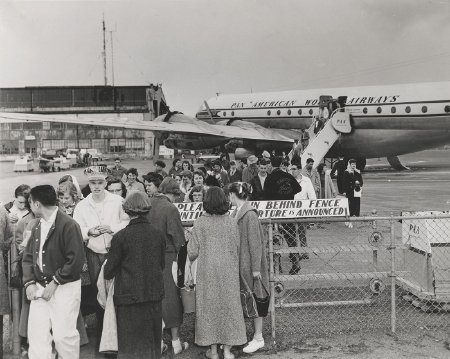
263, 157, 303, 274
250, 158, 270, 201
23, 185, 84, 359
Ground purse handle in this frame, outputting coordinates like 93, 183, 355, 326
253, 277, 270, 296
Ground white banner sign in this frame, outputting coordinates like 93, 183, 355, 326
176, 198, 349, 222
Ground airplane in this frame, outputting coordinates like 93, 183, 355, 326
1, 81, 450, 170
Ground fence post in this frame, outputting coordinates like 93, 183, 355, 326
390, 213, 396, 333
268, 220, 276, 343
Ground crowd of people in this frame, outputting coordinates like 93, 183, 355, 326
0, 151, 364, 359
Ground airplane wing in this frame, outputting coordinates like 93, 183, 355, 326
0, 112, 293, 143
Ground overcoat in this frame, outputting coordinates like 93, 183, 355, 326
232, 202, 269, 300
187, 214, 246, 346
147, 194, 185, 329
0, 207, 11, 314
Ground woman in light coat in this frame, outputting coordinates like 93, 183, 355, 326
229, 182, 269, 354
188, 187, 246, 359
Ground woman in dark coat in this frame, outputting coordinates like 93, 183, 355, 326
229, 182, 269, 354
342, 158, 363, 224
104, 192, 165, 359
146, 177, 188, 354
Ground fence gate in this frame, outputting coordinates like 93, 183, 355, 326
268, 217, 397, 337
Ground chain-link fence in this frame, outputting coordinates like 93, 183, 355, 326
266, 213, 450, 339
3, 213, 450, 354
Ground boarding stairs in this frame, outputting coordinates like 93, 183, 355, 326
300, 109, 352, 169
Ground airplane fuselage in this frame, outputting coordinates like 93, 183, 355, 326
196, 82, 450, 158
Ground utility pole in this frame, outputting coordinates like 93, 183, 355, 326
102, 14, 108, 86
109, 30, 115, 87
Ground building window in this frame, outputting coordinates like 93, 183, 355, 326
405, 106, 411, 113
309, 109, 313, 115
223, 112, 226, 117
377, 107, 382, 114
231, 111, 234, 116
277, 110, 281, 116
422, 106, 428, 113
51, 122, 64, 129
0, 140, 20, 154
363, 107, 368, 114
110, 138, 126, 153
43, 122, 51, 130
391, 107, 396, 114
23, 122, 43, 130
287, 109, 291, 115
51, 140, 65, 149
11, 123, 22, 130
298, 109, 302, 115
445, 105, 450, 113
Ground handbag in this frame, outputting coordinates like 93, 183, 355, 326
9, 258, 22, 289
253, 278, 270, 318
240, 275, 258, 319
180, 263, 196, 314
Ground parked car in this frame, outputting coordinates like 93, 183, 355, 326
80, 148, 103, 162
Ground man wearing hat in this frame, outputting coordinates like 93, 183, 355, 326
242, 155, 259, 184
73, 166, 129, 349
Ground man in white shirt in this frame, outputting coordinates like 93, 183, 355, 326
292, 166, 317, 201
73, 166, 129, 350
290, 164, 317, 260
301, 158, 321, 198
23, 185, 84, 359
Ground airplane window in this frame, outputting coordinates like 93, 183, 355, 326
391, 107, 396, 114
405, 106, 411, 113
363, 107, 368, 114
267, 110, 271, 116
309, 109, 313, 115
277, 110, 281, 115
223, 112, 227, 117
298, 109, 302, 115
377, 107, 382, 114
287, 109, 292, 115
446, 105, 450, 113
231, 111, 234, 116
422, 106, 427, 113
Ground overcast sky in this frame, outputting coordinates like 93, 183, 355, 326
0, 0, 449, 115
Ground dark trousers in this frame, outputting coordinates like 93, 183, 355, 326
283, 224, 307, 270
348, 197, 361, 217
85, 249, 107, 348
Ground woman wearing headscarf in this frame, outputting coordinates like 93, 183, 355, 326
146, 177, 188, 355
343, 158, 363, 226
229, 182, 269, 354
105, 192, 165, 358
58, 174, 84, 200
